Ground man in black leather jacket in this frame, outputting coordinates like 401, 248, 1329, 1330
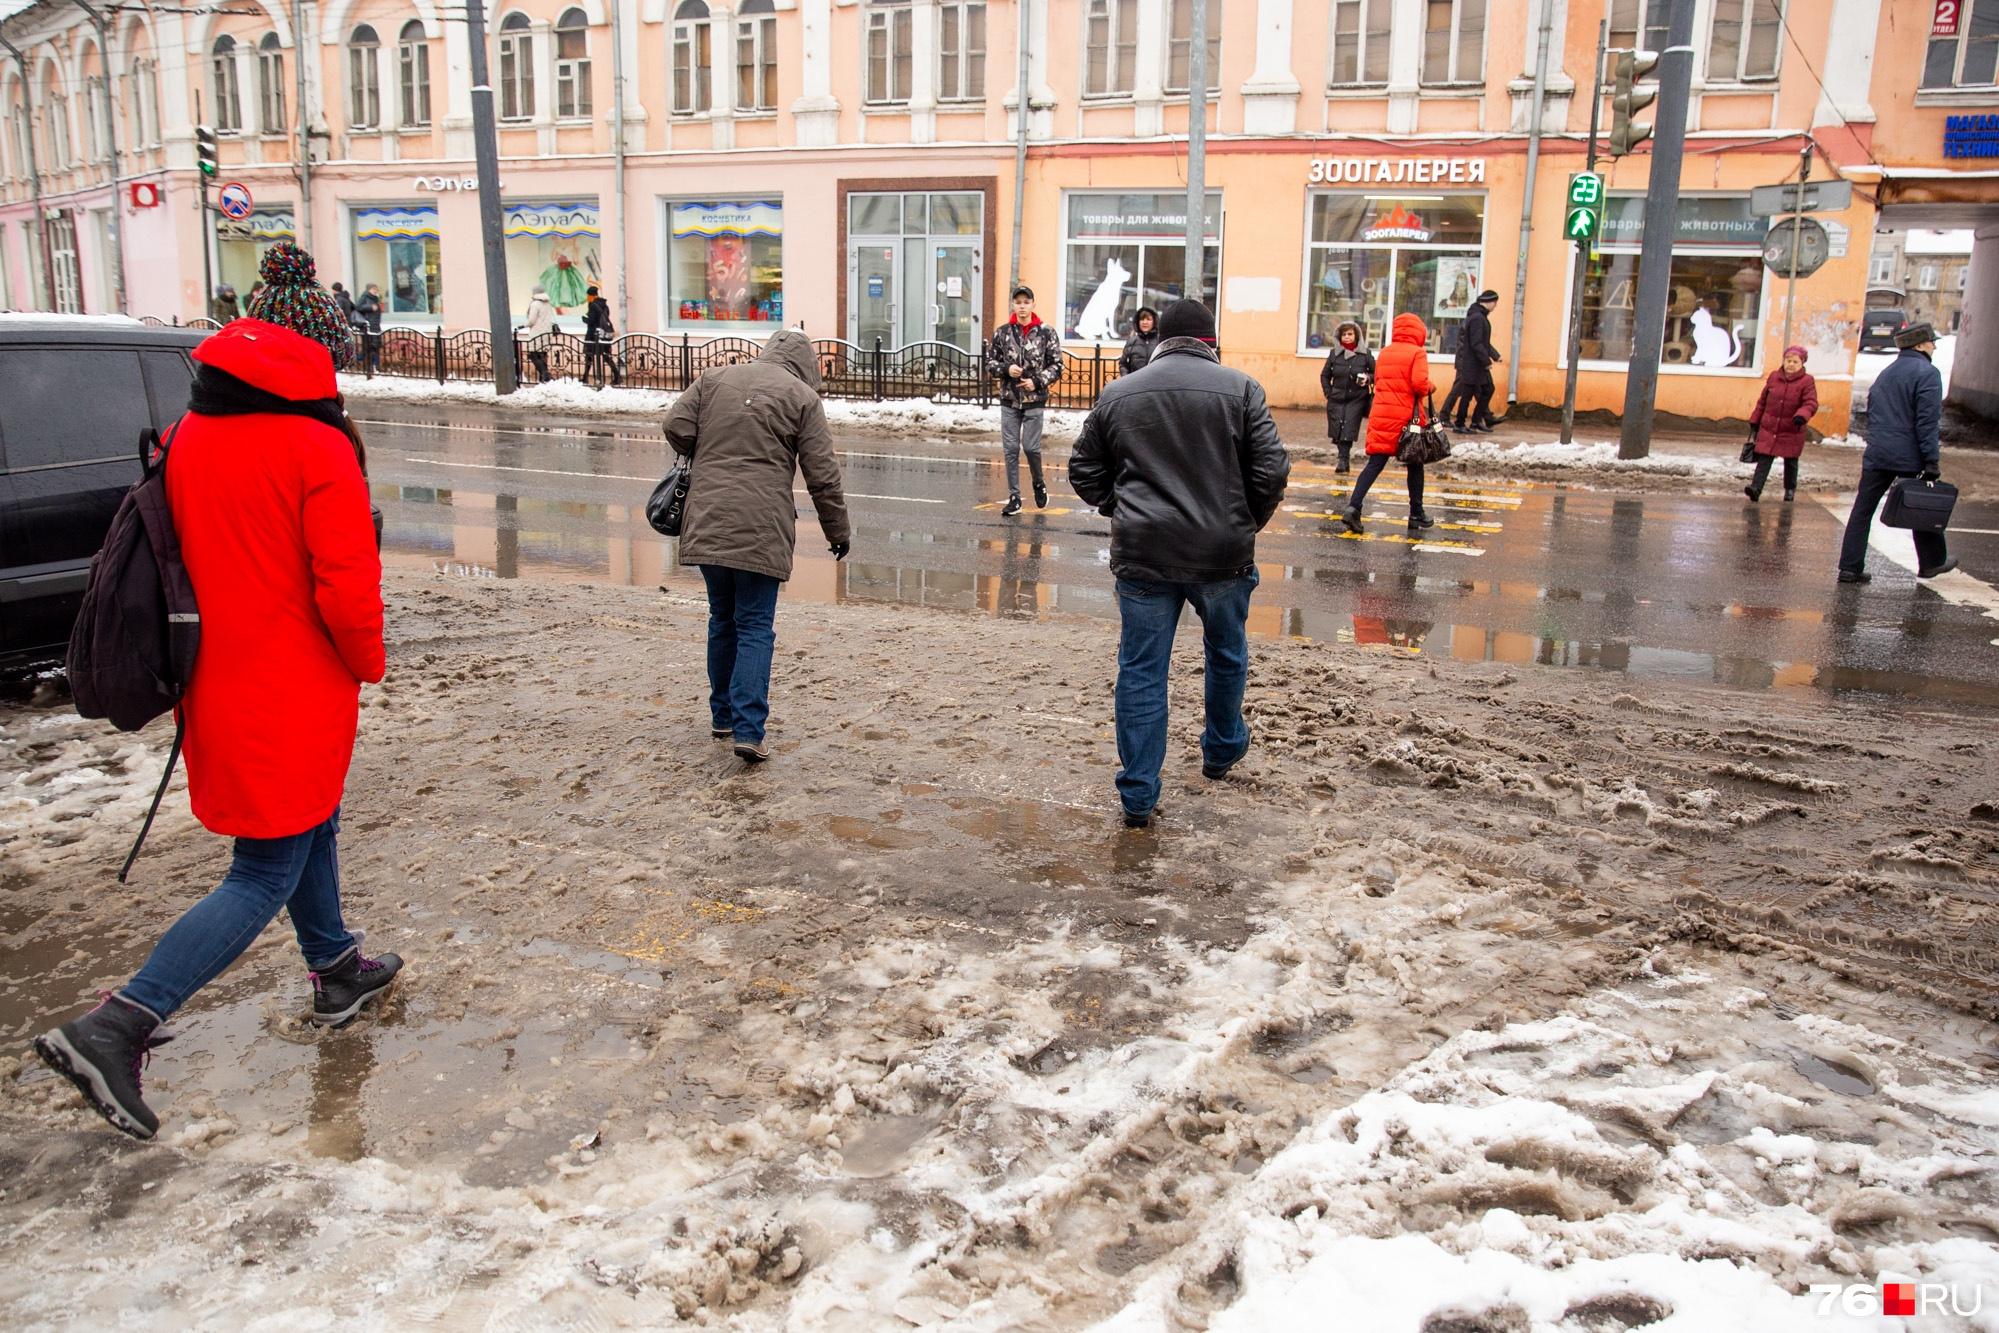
1070, 299, 1290, 829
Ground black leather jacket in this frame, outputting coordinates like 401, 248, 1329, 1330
1070, 337, 1290, 584
1118, 328, 1160, 375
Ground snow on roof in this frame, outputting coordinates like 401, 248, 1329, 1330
0, 0, 42, 24
1904, 229, 1976, 256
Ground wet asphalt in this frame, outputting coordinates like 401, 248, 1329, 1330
354, 402, 1999, 707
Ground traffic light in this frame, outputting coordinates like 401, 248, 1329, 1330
1608, 50, 1658, 157
196, 126, 218, 176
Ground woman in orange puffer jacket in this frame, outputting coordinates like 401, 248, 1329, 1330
1343, 311, 1437, 535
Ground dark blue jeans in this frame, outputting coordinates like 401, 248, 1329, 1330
700, 564, 782, 743
1113, 570, 1258, 816
122, 810, 355, 1019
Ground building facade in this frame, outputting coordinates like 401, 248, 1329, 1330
0, 0, 1990, 431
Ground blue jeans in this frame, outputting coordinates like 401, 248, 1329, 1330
122, 811, 355, 1019
700, 564, 782, 743
1113, 570, 1258, 816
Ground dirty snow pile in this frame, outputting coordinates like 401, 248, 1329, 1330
1446, 438, 1744, 485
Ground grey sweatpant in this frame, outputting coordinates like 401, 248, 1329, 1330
1001, 404, 1046, 501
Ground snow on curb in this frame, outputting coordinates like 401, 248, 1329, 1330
1445, 438, 1744, 484
336, 372, 1080, 440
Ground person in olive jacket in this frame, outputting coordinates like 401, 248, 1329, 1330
1119, 307, 1160, 375
1743, 344, 1818, 503
1070, 299, 1290, 830
664, 329, 851, 762
988, 285, 1064, 514
1319, 320, 1374, 474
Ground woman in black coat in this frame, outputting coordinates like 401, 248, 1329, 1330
1320, 320, 1374, 474
1118, 307, 1160, 375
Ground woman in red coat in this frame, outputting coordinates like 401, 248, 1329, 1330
1343, 311, 1437, 534
1744, 344, 1819, 503
36, 317, 405, 1141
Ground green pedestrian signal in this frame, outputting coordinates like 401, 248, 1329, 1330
1565, 173, 1604, 244
1568, 172, 1602, 207
1566, 207, 1599, 240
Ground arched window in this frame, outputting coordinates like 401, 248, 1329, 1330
399, 20, 431, 126
258, 33, 286, 134
736, 0, 775, 111
555, 8, 591, 118
129, 55, 161, 147
349, 25, 380, 128
45, 78, 73, 166
498, 13, 534, 120
672, 0, 711, 114
211, 35, 242, 132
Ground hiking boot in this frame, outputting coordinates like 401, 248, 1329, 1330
1783, 488, 1796, 503
34, 993, 171, 1140
1001, 496, 1023, 517
1408, 511, 1437, 531
1743, 485, 1761, 502
1340, 508, 1365, 535
1123, 808, 1153, 830
1918, 556, 1960, 580
1334, 446, 1351, 474
1838, 569, 1872, 584
1033, 481, 1048, 509
734, 739, 772, 763
310, 946, 405, 1028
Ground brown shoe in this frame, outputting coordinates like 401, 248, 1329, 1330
733, 739, 772, 763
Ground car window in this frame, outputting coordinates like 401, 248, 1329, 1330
141, 349, 196, 432
0, 347, 153, 470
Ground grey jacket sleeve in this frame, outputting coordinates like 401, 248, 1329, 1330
794, 393, 852, 545
1917, 364, 1944, 467
1070, 405, 1114, 514
1241, 379, 1291, 529
663, 374, 706, 458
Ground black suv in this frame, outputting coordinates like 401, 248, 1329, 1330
1, 318, 204, 671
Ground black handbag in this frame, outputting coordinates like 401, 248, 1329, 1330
1739, 438, 1759, 464
647, 458, 691, 536
1881, 477, 1957, 532
1396, 394, 1452, 466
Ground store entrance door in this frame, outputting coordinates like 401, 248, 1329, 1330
928, 242, 982, 350
851, 242, 899, 351
846, 188, 987, 353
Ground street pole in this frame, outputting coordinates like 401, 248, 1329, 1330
294, 0, 312, 253
610, 0, 627, 328
1617, 0, 1694, 460
464, 0, 516, 394
71, 0, 127, 313
1007, 0, 1029, 293
1506, 0, 1555, 407
1183, 0, 1206, 309
0, 34, 58, 311
1780, 142, 1810, 357
1560, 21, 1608, 446
197, 90, 213, 318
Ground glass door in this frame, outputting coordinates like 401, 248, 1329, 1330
929, 242, 981, 351
850, 241, 899, 349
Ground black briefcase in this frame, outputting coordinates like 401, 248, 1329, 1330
1881, 477, 1957, 532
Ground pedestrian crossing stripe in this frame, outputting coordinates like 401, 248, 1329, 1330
1286, 513, 1486, 554
973, 502, 1077, 514
1293, 485, 1524, 510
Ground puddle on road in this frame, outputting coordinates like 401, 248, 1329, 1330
1793, 1051, 1876, 1097
838, 1113, 941, 1178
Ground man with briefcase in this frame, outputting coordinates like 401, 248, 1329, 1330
1839, 322, 1958, 584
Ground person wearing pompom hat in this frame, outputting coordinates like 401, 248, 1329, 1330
1744, 344, 1818, 503
244, 241, 354, 367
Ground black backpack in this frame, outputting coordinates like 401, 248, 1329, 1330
67, 424, 200, 881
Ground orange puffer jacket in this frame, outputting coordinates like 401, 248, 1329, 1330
1363, 312, 1435, 456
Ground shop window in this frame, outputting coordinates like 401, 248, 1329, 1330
1330, 0, 1389, 87
1165, 0, 1222, 93
1608, 0, 1670, 56
673, 0, 713, 114
1926, 0, 1999, 87
667, 199, 782, 328
1062, 191, 1220, 342
1085, 0, 1136, 97
399, 21, 431, 126
353, 205, 443, 317
212, 36, 242, 133
505, 202, 598, 321
349, 26, 380, 128
218, 208, 297, 295
1576, 195, 1767, 372
736, 0, 777, 111
499, 14, 534, 120
258, 34, 286, 133
1707, 0, 1780, 82
940, 1, 985, 101
1421, 0, 1484, 85
556, 9, 592, 118
1302, 191, 1485, 352
866, 1, 913, 104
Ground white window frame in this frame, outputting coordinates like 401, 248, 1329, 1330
212, 36, 243, 134
1867, 251, 1895, 285
865, 1, 914, 105
673, 0, 713, 114
1083, 0, 1136, 98
258, 34, 286, 135
735, 0, 777, 112
1420, 0, 1485, 87
1164, 0, 1221, 94
84, 72, 110, 161
131, 56, 161, 147
399, 21, 431, 127
1329, 0, 1389, 88
555, 9, 592, 119
1704, 0, 1782, 84
346, 27, 380, 129
1924, 0, 1999, 89
1917, 263, 1941, 291
940, 0, 985, 102
498, 14, 535, 121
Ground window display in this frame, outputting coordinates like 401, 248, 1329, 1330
217, 207, 295, 296
1061, 191, 1220, 343
505, 201, 598, 323
1577, 195, 1766, 371
1302, 190, 1485, 353
352, 204, 442, 317
667, 200, 781, 328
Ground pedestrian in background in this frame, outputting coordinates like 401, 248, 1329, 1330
331, 281, 356, 326
1744, 344, 1818, 503
355, 284, 383, 374
210, 284, 240, 324
1320, 319, 1374, 475
1343, 312, 1437, 535
1839, 322, 1956, 583
34, 318, 401, 1140
520, 284, 555, 383
584, 285, 622, 387
1119, 307, 1160, 375
663, 329, 850, 763
988, 284, 1063, 515
1444, 289, 1504, 433
1070, 298, 1290, 830
245, 242, 352, 368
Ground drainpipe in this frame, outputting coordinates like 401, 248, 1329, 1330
70, 0, 127, 312
610, 0, 626, 324
293, 0, 311, 252
1506, 0, 1555, 406
1007, 0, 1028, 292
1183, 0, 1205, 305
0, 33, 57, 311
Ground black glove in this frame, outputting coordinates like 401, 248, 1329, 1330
830, 541, 851, 560
1921, 466, 1941, 483
1791, 414, 1808, 428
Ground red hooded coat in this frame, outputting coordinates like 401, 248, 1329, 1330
1363, 312, 1435, 456
168, 320, 385, 838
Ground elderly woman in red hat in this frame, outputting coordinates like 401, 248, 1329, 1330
1744, 344, 1819, 503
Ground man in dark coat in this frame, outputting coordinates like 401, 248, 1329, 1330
664, 329, 850, 762
988, 284, 1064, 514
1444, 289, 1504, 432
1839, 322, 1955, 583
354, 284, 383, 373
1070, 299, 1290, 829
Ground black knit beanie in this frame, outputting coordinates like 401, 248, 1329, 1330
1156, 298, 1217, 344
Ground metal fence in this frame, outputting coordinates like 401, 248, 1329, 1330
140, 315, 1127, 410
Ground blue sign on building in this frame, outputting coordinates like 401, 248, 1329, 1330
1944, 114, 1999, 158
